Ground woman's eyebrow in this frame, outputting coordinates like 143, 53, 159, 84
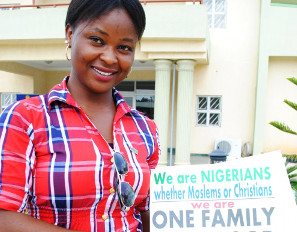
122, 37, 135, 43
90, 27, 136, 43
90, 27, 109, 36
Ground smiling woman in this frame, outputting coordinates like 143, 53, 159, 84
0, 1, 160, 232
66, 8, 137, 99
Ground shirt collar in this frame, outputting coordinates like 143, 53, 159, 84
47, 76, 78, 110
47, 76, 138, 118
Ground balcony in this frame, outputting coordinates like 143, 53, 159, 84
0, 0, 208, 68
0, 0, 203, 9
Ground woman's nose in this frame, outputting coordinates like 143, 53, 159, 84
100, 47, 117, 65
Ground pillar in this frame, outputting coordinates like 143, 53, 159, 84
175, 60, 195, 165
154, 59, 172, 166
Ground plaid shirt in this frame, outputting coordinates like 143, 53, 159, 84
0, 77, 160, 232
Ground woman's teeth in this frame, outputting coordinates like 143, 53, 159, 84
93, 67, 113, 76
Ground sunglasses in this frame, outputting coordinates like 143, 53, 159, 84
114, 151, 135, 208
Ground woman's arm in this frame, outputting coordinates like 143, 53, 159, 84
0, 104, 73, 231
0, 210, 78, 232
140, 122, 160, 232
141, 210, 150, 232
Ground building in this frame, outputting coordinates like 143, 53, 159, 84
0, 0, 297, 166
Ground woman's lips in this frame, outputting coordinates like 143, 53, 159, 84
91, 66, 117, 81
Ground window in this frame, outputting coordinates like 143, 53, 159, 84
196, 96, 221, 126
116, 81, 155, 119
1, 93, 17, 111
204, 0, 226, 28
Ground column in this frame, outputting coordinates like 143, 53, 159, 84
175, 60, 195, 165
154, 59, 172, 166
252, 0, 270, 155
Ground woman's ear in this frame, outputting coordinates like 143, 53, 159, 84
65, 24, 73, 45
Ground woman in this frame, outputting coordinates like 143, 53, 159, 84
0, 0, 160, 231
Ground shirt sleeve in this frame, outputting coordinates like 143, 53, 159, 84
135, 121, 160, 212
0, 101, 34, 212
148, 126, 160, 170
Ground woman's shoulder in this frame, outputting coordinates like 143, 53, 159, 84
16, 95, 46, 112
0, 95, 46, 122
129, 109, 158, 133
130, 108, 154, 121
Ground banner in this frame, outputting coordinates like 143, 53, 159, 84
150, 151, 296, 232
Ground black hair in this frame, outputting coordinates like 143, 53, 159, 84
65, 0, 146, 40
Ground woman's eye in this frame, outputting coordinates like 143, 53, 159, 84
118, 45, 133, 52
90, 36, 104, 45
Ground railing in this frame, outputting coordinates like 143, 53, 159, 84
0, 0, 202, 9
0, 3, 69, 9
141, 0, 202, 3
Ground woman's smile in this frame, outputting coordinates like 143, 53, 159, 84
91, 65, 118, 82
66, 8, 138, 96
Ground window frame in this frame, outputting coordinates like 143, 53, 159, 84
0, 92, 17, 111
196, 95, 222, 127
117, 81, 155, 119
205, 0, 227, 29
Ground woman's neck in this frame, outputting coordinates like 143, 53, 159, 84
67, 77, 116, 142
67, 76, 115, 109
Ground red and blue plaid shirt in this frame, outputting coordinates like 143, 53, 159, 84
0, 77, 160, 232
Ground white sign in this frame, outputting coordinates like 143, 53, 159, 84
150, 151, 296, 232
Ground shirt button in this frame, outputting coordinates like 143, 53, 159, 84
102, 214, 108, 221
110, 157, 114, 163
110, 187, 115, 194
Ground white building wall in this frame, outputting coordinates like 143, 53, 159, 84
263, 3, 297, 154
0, 71, 33, 93
264, 58, 297, 154
191, 0, 260, 154
253, 0, 297, 155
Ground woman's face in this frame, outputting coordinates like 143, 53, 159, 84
66, 8, 138, 95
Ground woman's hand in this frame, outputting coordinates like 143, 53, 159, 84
141, 211, 150, 232
0, 210, 79, 232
